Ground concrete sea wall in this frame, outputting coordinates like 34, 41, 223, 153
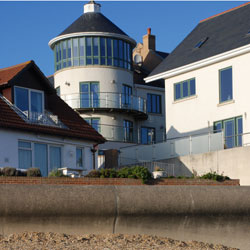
0, 185, 250, 249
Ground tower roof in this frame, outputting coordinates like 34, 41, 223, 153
59, 12, 128, 37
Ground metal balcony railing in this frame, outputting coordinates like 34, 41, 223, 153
23, 111, 68, 129
60, 92, 147, 114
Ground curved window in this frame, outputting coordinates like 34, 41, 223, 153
54, 36, 133, 72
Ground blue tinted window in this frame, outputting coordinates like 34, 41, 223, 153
86, 37, 92, 57
190, 79, 196, 95
141, 127, 155, 144
220, 67, 232, 103
183, 81, 188, 97
15, 87, 29, 112
175, 84, 181, 100
214, 116, 242, 148
147, 94, 161, 114
80, 82, 99, 108
174, 78, 196, 100
123, 120, 133, 142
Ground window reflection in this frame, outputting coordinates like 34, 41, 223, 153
54, 37, 132, 71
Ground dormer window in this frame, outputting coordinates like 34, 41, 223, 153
14, 86, 44, 114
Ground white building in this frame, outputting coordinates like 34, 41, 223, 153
0, 61, 105, 176
48, 1, 167, 155
146, 2, 250, 149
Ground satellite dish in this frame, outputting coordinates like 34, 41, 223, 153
134, 54, 142, 65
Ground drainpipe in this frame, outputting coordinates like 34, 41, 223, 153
91, 144, 98, 170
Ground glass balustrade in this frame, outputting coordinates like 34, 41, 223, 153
60, 92, 147, 114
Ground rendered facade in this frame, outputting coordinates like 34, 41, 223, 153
146, 2, 250, 149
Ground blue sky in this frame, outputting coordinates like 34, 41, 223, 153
0, 1, 246, 76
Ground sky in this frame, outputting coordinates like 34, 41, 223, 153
0, 1, 247, 76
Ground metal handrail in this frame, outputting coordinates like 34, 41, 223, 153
60, 92, 147, 113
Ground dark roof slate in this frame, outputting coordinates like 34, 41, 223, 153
59, 12, 128, 37
149, 3, 250, 77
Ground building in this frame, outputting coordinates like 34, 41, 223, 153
146, 2, 250, 149
48, 1, 167, 154
0, 60, 105, 176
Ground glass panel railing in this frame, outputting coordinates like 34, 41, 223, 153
60, 92, 147, 114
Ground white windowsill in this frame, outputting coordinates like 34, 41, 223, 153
217, 99, 235, 107
173, 95, 197, 104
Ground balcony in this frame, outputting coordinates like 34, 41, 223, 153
60, 92, 147, 119
91, 123, 165, 144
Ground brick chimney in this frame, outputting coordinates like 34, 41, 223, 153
143, 27, 156, 51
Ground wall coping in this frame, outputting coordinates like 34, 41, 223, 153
0, 177, 240, 186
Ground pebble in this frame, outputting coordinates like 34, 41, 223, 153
0, 232, 239, 249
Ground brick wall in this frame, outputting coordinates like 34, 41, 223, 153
0, 177, 240, 186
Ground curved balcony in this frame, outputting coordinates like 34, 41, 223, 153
60, 92, 147, 119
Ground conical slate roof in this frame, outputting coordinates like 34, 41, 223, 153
59, 12, 128, 37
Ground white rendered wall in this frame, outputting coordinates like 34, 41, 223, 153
54, 66, 133, 95
165, 51, 250, 141
0, 129, 96, 174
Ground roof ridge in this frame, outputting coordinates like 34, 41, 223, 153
0, 60, 32, 72
200, 2, 250, 23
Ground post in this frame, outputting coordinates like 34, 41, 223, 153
208, 132, 211, 152
189, 136, 192, 155
91, 144, 98, 170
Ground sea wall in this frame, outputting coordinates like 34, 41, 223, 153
0, 185, 249, 249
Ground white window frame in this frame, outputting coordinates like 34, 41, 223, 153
18, 140, 63, 175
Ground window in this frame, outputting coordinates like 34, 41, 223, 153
214, 116, 242, 148
18, 141, 62, 176
219, 67, 232, 103
141, 127, 155, 144
194, 37, 208, 48
18, 141, 32, 170
14, 86, 44, 114
54, 37, 132, 72
123, 120, 133, 142
80, 82, 99, 108
122, 84, 132, 107
147, 93, 161, 114
85, 118, 100, 132
174, 78, 196, 100
76, 148, 84, 168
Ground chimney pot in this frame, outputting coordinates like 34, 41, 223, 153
147, 28, 151, 35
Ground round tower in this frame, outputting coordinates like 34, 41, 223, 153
49, 1, 148, 147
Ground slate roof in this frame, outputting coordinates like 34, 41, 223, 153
59, 12, 128, 37
0, 61, 105, 144
149, 2, 250, 78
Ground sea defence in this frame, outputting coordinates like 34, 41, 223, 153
0, 185, 249, 249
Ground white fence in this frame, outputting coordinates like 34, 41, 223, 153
119, 132, 224, 166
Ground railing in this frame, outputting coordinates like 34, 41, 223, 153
95, 123, 137, 143
119, 159, 176, 176
23, 111, 68, 129
92, 123, 165, 144
119, 131, 225, 166
60, 92, 147, 114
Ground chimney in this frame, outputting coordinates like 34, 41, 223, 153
143, 27, 155, 51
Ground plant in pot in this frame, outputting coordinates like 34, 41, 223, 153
152, 166, 167, 179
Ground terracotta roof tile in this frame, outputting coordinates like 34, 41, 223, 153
0, 61, 31, 85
